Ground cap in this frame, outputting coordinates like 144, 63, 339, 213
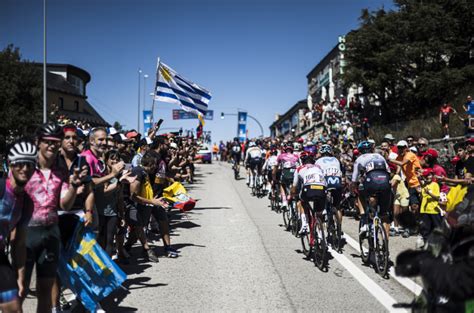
108, 127, 118, 135
451, 156, 461, 165
170, 142, 178, 149
423, 148, 439, 159
126, 130, 139, 139
384, 133, 395, 141
409, 146, 418, 153
422, 168, 434, 177
466, 137, 474, 145
396, 140, 408, 147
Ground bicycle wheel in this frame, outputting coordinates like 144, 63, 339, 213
359, 219, 371, 265
374, 220, 389, 277
312, 215, 327, 270
300, 225, 311, 257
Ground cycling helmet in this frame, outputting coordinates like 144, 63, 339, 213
36, 123, 63, 140
8, 140, 38, 165
300, 151, 314, 163
357, 141, 373, 154
249, 141, 256, 147
319, 144, 333, 156
283, 144, 294, 152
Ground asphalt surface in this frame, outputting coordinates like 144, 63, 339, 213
23, 162, 424, 312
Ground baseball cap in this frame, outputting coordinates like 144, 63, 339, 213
423, 148, 439, 159
396, 140, 408, 147
466, 137, 474, 145
126, 130, 139, 139
384, 133, 395, 141
422, 168, 434, 177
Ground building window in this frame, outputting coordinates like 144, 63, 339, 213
74, 101, 79, 112
69, 74, 84, 96
59, 97, 64, 110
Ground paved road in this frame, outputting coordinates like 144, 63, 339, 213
24, 162, 424, 312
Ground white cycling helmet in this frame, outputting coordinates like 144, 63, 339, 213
249, 142, 256, 147
8, 140, 38, 165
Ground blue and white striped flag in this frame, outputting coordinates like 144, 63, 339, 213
155, 62, 211, 124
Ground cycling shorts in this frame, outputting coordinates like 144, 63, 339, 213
249, 158, 263, 171
300, 185, 326, 213
327, 186, 343, 210
280, 168, 296, 186
26, 224, 61, 279
360, 170, 392, 220
232, 153, 241, 163
0, 253, 18, 304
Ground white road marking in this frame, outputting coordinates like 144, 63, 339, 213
328, 246, 408, 312
343, 233, 423, 296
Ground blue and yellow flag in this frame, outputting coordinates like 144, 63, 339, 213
58, 222, 127, 312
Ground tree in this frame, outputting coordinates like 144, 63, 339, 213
112, 121, 123, 132
344, 0, 474, 123
0, 44, 43, 153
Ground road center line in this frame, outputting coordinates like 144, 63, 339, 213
342, 234, 423, 296
328, 246, 408, 313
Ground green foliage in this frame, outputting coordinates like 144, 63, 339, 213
344, 0, 474, 123
113, 121, 123, 132
0, 44, 43, 153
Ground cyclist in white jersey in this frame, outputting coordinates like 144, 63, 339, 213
352, 141, 392, 237
315, 144, 345, 237
292, 151, 327, 234
245, 141, 264, 188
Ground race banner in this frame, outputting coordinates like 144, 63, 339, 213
143, 110, 152, 134
172, 110, 214, 120
237, 111, 247, 142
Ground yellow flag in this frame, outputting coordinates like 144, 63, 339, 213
198, 113, 205, 127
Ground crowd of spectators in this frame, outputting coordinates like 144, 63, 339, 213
1, 116, 205, 312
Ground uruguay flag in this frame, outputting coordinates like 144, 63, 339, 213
155, 62, 211, 124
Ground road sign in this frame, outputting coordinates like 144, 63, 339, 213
172, 110, 214, 120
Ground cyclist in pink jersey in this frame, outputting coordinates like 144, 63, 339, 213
274, 144, 299, 209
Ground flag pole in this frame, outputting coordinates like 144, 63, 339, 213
151, 57, 160, 124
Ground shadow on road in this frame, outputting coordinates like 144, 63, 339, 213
191, 206, 232, 211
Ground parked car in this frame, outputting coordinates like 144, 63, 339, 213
196, 145, 212, 163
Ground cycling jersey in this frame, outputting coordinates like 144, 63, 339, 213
315, 156, 344, 188
263, 155, 278, 171
293, 164, 327, 207
277, 153, 299, 169
293, 164, 327, 188
352, 153, 390, 183
246, 147, 263, 160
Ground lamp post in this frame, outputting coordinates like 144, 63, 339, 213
220, 111, 264, 138
43, 0, 47, 123
137, 68, 142, 132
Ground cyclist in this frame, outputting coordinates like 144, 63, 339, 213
230, 138, 242, 178
351, 141, 392, 238
24, 123, 87, 313
274, 143, 299, 210
291, 151, 327, 234
315, 144, 345, 238
0, 140, 36, 313
245, 141, 264, 188
263, 147, 279, 200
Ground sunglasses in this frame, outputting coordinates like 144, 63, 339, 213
12, 162, 35, 169
41, 139, 61, 146
417, 143, 427, 147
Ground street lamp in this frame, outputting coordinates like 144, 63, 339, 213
137, 68, 142, 132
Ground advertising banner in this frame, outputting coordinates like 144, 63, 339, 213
172, 110, 214, 120
143, 110, 152, 134
237, 111, 247, 142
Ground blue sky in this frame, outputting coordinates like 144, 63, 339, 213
1, 0, 393, 143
